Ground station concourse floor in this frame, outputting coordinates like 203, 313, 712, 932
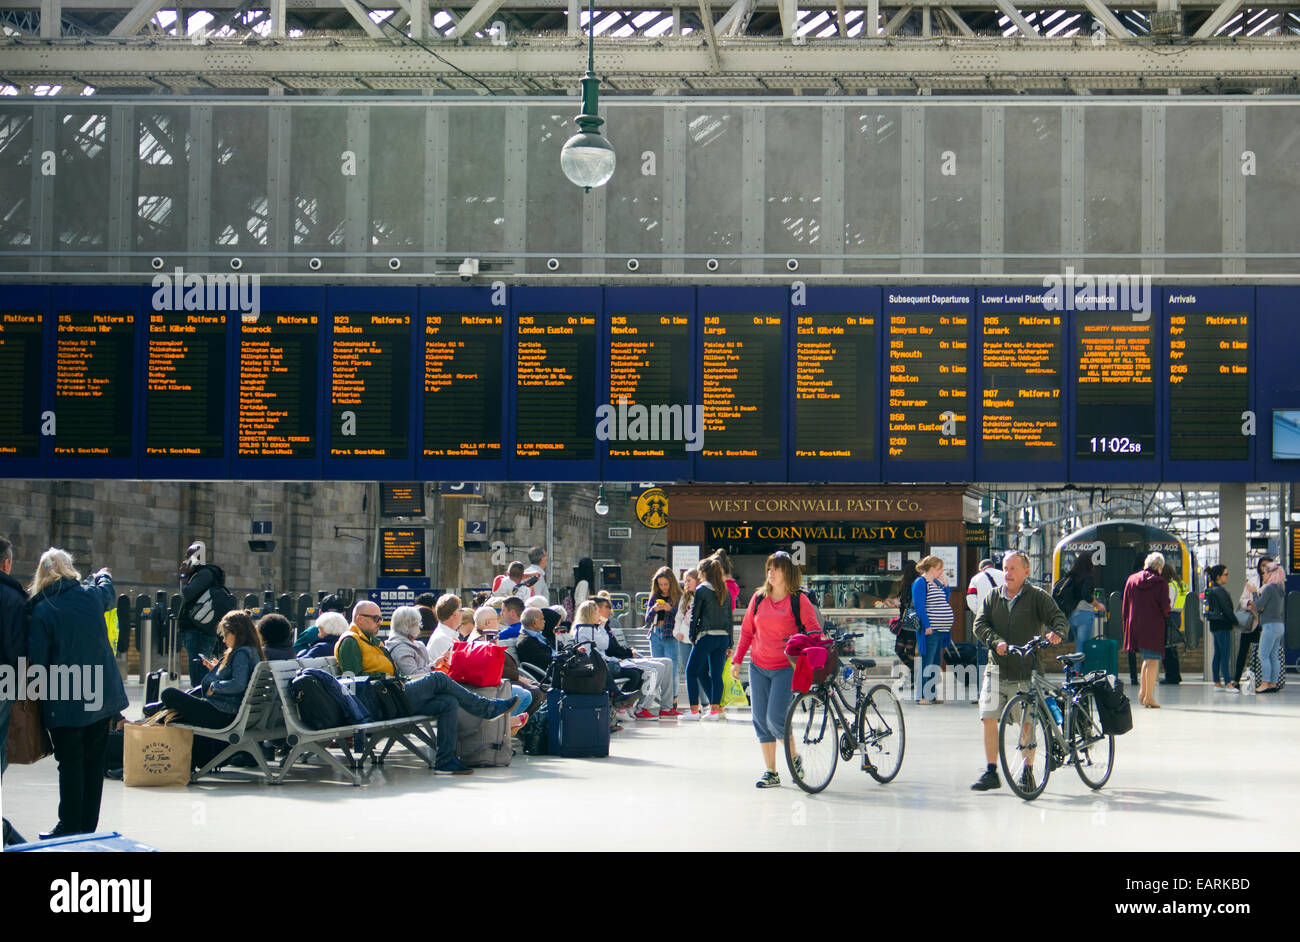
2, 678, 1295, 852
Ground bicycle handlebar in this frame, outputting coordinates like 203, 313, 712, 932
1005, 635, 1055, 658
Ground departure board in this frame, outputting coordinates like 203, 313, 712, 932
238, 313, 317, 459
793, 313, 876, 460
329, 312, 410, 459
379, 483, 425, 517
1168, 308, 1249, 461
53, 309, 134, 458
1074, 312, 1155, 458
514, 312, 597, 459
886, 308, 969, 460
980, 310, 1063, 461
423, 313, 503, 459
379, 527, 426, 578
144, 312, 227, 459
607, 312, 691, 459
700, 312, 783, 460
0, 310, 43, 458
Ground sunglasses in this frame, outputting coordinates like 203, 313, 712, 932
359, 613, 383, 622
771, 551, 791, 560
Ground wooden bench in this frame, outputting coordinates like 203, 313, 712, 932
268, 657, 443, 786
167, 661, 286, 783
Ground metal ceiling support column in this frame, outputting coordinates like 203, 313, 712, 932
344, 106, 369, 275
992, 0, 1038, 36
777, 0, 795, 36
453, 0, 507, 37
1193, 0, 1242, 37
944, 6, 975, 35
38, 0, 58, 37
671, 4, 680, 36
187, 105, 212, 271
741, 105, 764, 275
882, 5, 914, 35
820, 104, 845, 275
980, 105, 1004, 276
408, 0, 427, 38
921, 4, 930, 35
900, 105, 923, 276
106, 103, 131, 274
715, 0, 748, 36
696, 0, 721, 70
1221, 104, 1245, 276
866, 0, 880, 35
661, 104, 686, 276
1141, 103, 1165, 276
503, 104, 527, 272
338, 0, 387, 39
29, 105, 54, 275
108, 0, 167, 34
567, 0, 578, 37
1061, 104, 1085, 273
266, 103, 291, 274
422, 104, 449, 274
269, 0, 284, 37
1080, 0, 1131, 37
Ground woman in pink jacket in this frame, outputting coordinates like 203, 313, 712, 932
732, 551, 821, 789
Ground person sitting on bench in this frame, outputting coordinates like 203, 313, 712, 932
159, 610, 264, 729
299, 611, 349, 660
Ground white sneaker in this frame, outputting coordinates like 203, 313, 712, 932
700, 710, 721, 721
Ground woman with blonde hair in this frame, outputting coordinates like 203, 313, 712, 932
912, 555, 955, 705
26, 548, 128, 839
645, 566, 686, 710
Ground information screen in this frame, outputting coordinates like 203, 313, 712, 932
607, 312, 692, 459
1290, 525, 1300, 576
514, 312, 597, 460
793, 313, 876, 460
237, 313, 318, 459
886, 310, 969, 460
329, 312, 411, 459
144, 312, 227, 459
423, 313, 503, 459
53, 308, 134, 458
379, 483, 425, 517
700, 312, 783, 460
379, 527, 426, 578
1168, 310, 1249, 461
0, 310, 43, 458
980, 311, 1063, 461
1074, 313, 1155, 459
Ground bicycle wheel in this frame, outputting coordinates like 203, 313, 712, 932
998, 693, 1051, 801
784, 690, 839, 794
857, 683, 906, 784
1068, 690, 1115, 789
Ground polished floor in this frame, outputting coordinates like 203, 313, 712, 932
2, 678, 1295, 852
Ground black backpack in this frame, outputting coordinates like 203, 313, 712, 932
358, 676, 411, 720
551, 643, 608, 695
187, 566, 237, 629
747, 587, 819, 633
519, 703, 549, 755
290, 671, 347, 730
1051, 575, 1078, 612
1091, 675, 1133, 736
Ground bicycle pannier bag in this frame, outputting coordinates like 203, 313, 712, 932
1091, 675, 1133, 736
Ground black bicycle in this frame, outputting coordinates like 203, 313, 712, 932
997, 635, 1115, 801
783, 631, 906, 794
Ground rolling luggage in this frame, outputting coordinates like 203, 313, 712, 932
146, 602, 185, 702
1082, 637, 1119, 677
546, 688, 610, 758
456, 680, 514, 767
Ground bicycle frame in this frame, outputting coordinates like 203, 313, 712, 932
1019, 660, 1100, 761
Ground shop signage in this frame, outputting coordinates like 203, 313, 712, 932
707, 522, 925, 547
965, 523, 990, 546
703, 497, 924, 514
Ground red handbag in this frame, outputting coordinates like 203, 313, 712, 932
447, 641, 506, 688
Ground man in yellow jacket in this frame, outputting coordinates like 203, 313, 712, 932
336, 600, 516, 775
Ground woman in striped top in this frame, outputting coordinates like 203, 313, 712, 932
912, 555, 954, 704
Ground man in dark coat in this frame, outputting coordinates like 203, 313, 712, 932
177, 541, 234, 685
0, 536, 29, 845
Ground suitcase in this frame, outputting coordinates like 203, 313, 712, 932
1082, 638, 1119, 677
146, 602, 185, 702
456, 680, 514, 767
546, 689, 610, 758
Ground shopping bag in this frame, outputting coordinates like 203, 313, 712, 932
124, 713, 193, 786
104, 607, 119, 650
4, 699, 53, 766
720, 665, 749, 708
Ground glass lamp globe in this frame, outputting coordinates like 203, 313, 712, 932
560, 131, 616, 191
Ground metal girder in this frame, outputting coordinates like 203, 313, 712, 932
450, 0, 504, 37
1192, 0, 1243, 35
881, 3, 913, 32
944, 5, 975, 33
337, 0, 385, 37
696, 0, 721, 69
993, 0, 1039, 34
106, 0, 165, 33
1079, 0, 1133, 34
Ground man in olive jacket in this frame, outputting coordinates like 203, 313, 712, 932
970, 550, 1068, 792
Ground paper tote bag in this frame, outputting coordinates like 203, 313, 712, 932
124, 714, 193, 787
4, 699, 54, 766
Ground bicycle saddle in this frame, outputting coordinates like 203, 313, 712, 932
1057, 652, 1086, 663
850, 657, 876, 669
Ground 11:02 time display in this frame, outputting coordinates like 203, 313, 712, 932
1088, 436, 1143, 454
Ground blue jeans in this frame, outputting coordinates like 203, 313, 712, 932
1069, 609, 1095, 660
1210, 628, 1233, 685
404, 673, 510, 767
918, 631, 949, 700
510, 685, 532, 716
650, 631, 691, 696
180, 629, 216, 686
0, 695, 11, 776
749, 664, 794, 743
1258, 623, 1285, 684
686, 635, 729, 707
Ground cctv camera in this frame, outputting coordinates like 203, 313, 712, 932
388, 257, 402, 271
458, 257, 480, 281
786, 258, 799, 272
546, 258, 560, 271
626, 258, 640, 272
705, 258, 719, 272
230, 257, 243, 271
150, 257, 164, 271
308, 257, 322, 271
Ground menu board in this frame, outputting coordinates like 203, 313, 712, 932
53, 309, 134, 458
514, 312, 597, 459
329, 312, 410, 459
379, 483, 425, 517
607, 312, 691, 459
0, 310, 43, 458
794, 312, 876, 460
980, 311, 1063, 461
237, 313, 318, 459
1074, 312, 1155, 458
144, 312, 227, 459
1168, 309, 1249, 461
379, 527, 426, 578
423, 313, 503, 459
886, 309, 969, 461
700, 312, 783, 460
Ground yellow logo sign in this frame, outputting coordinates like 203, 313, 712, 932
635, 488, 668, 529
